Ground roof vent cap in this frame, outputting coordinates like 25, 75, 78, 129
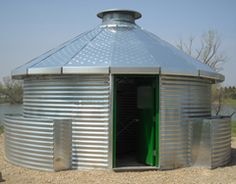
97, 9, 142, 24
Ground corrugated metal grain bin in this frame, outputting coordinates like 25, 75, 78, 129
4, 9, 230, 171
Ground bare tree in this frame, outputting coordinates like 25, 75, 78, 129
0, 76, 23, 104
211, 84, 224, 116
176, 30, 226, 71
176, 30, 227, 115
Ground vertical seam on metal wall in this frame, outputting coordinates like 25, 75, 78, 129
159, 75, 211, 170
108, 74, 113, 169
23, 75, 110, 169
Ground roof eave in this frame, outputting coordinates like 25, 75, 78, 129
198, 70, 225, 82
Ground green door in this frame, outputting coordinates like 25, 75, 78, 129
137, 79, 157, 166
113, 76, 159, 168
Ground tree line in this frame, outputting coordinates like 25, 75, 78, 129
0, 76, 23, 104
220, 86, 236, 99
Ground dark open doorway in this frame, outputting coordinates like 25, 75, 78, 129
113, 75, 159, 168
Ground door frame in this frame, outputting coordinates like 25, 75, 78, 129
112, 75, 159, 168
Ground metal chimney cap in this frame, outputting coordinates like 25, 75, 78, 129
97, 9, 142, 20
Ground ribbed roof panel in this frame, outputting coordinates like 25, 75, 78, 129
12, 9, 224, 82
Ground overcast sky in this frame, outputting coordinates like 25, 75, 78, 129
0, 0, 235, 86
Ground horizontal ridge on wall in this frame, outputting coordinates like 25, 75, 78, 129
23, 75, 111, 169
210, 118, 231, 168
159, 75, 212, 170
4, 115, 54, 171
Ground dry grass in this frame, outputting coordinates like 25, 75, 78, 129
1, 134, 236, 184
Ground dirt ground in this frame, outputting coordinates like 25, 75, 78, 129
1, 134, 236, 184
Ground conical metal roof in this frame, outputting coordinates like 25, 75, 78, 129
12, 9, 224, 81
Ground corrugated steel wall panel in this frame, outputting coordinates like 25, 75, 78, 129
23, 75, 111, 169
4, 115, 54, 171
191, 118, 212, 167
210, 117, 231, 168
159, 75, 212, 169
53, 119, 72, 171
190, 117, 231, 168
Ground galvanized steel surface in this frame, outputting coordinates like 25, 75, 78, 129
12, 10, 223, 81
97, 9, 142, 21
4, 116, 73, 171
190, 117, 231, 168
53, 120, 72, 171
23, 75, 111, 169
159, 75, 212, 170
191, 119, 212, 167
208, 117, 231, 168
4, 115, 55, 171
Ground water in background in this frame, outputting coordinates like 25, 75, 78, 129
219, 105, 236, 120
0, 104, 22, 125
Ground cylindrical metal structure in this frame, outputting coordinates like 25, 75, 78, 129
4, 9, 228, 171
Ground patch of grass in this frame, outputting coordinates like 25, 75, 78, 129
0, 126, 3, 135
224, 98, 236, 106
232, 121, 236, 137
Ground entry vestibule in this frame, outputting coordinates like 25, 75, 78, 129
113, 76, 159, 168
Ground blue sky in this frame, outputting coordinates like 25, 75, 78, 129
0, 0, 236, 86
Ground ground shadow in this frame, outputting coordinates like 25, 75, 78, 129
0, 171, 5, 183
227, 148, 236, 166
